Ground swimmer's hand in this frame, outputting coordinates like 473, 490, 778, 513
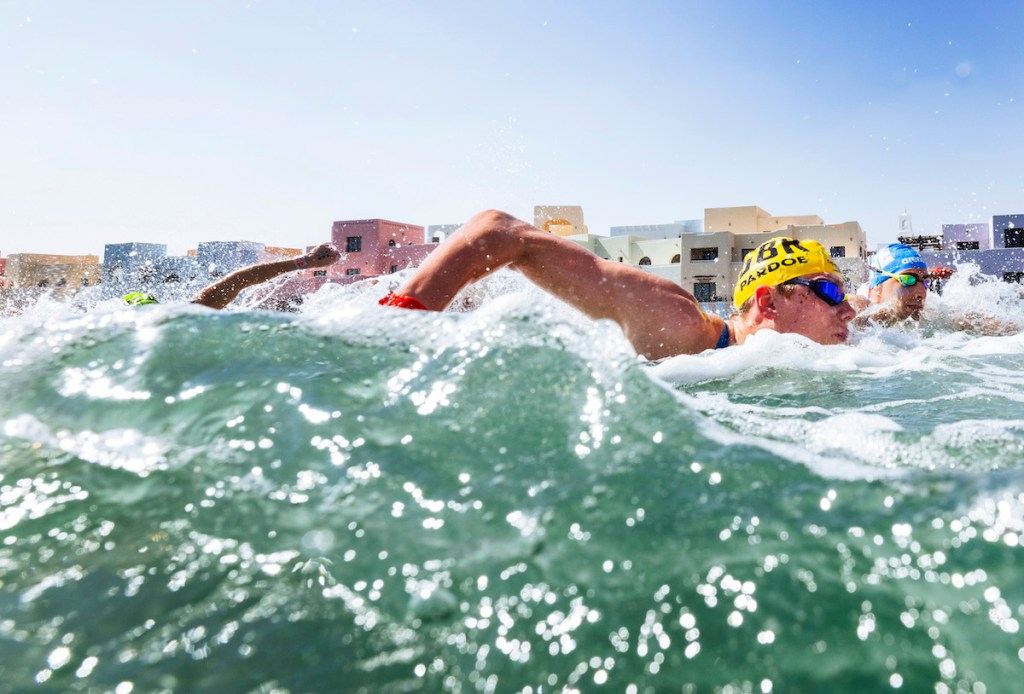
852, 302, 911, 329
305, 243, 341, 268
847, 295, 869, 313
952, 311, 1021, 336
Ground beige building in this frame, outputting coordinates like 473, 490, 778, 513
560, 204, 868, 305
680, 214, 868, 302
3, 253, 103, 290
704, 205, 824, 234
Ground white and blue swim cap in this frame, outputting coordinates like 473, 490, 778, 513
869, 244, 927, 288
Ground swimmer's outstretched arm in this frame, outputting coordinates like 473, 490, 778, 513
393, 210, 725, 358
953, 311, 1019, 336
192, 243, 340, 310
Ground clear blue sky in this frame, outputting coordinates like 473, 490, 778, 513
2, 1, 1023, 256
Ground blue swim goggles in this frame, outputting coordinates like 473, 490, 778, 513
780, 278, 847, 306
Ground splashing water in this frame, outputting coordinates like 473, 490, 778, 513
1, 269, 1023, 692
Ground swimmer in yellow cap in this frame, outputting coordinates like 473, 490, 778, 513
378, 210, 856, 358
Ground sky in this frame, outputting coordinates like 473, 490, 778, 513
2, 0, 1023, 257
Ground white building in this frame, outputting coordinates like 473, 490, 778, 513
426, 224, 461, 244
609, 220, 702, 240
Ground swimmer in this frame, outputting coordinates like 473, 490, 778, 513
850, 243, 931, 326
125, 243, 340, 309
378, 210, 855, 359
849, 245, 1021, 335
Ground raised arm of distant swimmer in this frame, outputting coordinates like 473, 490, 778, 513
192, 243, 341, 310
392, 210, 725, 358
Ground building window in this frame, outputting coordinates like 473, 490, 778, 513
829, 246, 846, 258
1003, 228, 1024, 248
431, 236, 441, 243
670, 254, 681, 264
639, 257, 652, 266
388, 239, 397, 247
956, 241, 980, 250
693, 281, 717, 302
740, 248, 756, 261
1004, 271, 1024, 284
346, 236, 362, 253
38, 280, 50, 288
164, 273, 181, 283
345, 268, 360, 276
690, 247, 719, 262
390, 265, 399, 273
313, 270, 327, 277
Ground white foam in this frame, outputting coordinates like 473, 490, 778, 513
4, 414, 168, 476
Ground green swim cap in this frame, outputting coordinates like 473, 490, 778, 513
124, 292, 159, 306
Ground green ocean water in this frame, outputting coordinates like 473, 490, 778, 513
1, 275, 1023, 693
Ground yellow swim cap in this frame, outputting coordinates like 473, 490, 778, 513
733, 237, 838, 308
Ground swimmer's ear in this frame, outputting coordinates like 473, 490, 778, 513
753, 285, 778, 316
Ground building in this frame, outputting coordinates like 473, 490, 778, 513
324, 219, 436, 282
0, 240, 310, 310
704, 206, 825, 234
102, 240, 286, 300
263, 246, 304, 259
3, 253, 102, 290
940, 223, 990, 251
534, 205, 588, 236
898, 235, 943, 251
0, 252, 103, 313
562, 204, 868, 304
683, 209, 867, 302
920, 214, 1024, 284
609, 220, 702, 240
991, 214, 1024, 250
103, 243, 171, 298
426, 224, 461, 244
97, 221, 439, 305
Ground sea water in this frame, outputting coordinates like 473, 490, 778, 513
1, 270, 1023, 693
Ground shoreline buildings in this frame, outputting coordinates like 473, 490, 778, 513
540, 204, 870, 304
98, 219, 438, 307
2, 207, 1022, 314
271, 219, 438, 302
910, 213, 1024, 283
0, 253, 103, 311
101, 240, 285, 302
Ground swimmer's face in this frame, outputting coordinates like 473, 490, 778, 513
870, 270, 928, 320
772, 272, 856, 345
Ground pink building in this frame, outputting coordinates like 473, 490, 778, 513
326, 219, 435, 280
263, 219, 439, 306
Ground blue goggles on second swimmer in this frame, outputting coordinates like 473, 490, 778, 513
781, 278, 847, 306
